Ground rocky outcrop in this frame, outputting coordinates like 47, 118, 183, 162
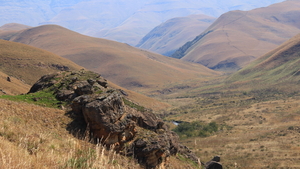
28, 70, 199, 168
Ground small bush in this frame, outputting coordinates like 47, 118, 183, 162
172, 121, 219, 138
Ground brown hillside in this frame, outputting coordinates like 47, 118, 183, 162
0, 23, 31, 31
226, 33, 300, 88
0, 39, 168, 110
2, 24, 220, 94
0, 23, 31, 40
0, 39, 83, 85
0, 71, 30, 95
137, 14, 216, 56
175, 0, 300, 71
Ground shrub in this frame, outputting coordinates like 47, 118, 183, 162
172, 121, 219, 138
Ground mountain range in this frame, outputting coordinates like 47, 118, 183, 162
171, 0, 300, 71
0, 24, 220, 95
136, 14, 216, 56
0, 0, 285, 45
0, 38, 169, 110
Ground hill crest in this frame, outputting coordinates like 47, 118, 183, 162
226, 33, 300, 88
2, 24, 221, 94
171, 0, 300, 72
136, 14, 216, 56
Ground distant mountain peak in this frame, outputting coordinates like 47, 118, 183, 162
0, 0, 285, 45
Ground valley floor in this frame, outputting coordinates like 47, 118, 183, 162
163, 90, 300, 168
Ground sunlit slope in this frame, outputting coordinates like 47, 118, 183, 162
0, 23, 31, 31
0, 71, 30, 95
226, 34, 300, 87
0, 39, 168, 110
137, 14, 216, 56
173, 0, 300, 71
5, 24, 220, 92
0, 39, 83, 85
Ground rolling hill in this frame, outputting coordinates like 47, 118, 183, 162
0, 0, 285, 45
172, 0, 300, 72
0, 39, 83, 95
1, 24, 220, 94
0, 23, 31, 41
44, 0, 285, 45
0, 39, 169, 110
136, 14, 216, 56
0, 39, 83, 85
226, 33, 300, 90
0, 23, 31, 31
0, 71, 30, 95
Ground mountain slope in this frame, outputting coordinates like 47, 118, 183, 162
0, 23, 31, 31
0, 0, 285, 45
172, 0, 300, 71
46, 0, 285, 45
226, 33, 300, 89
0, 71, 30, 95
136, 14, 216, 56
0, 39, 169, 110
0, 39, 83, 85
2, 25, 220, 94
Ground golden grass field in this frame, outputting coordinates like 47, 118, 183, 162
0, 98, 143, 169
162, 88, 300, 168
0, 98, 200, 169
0, 39, 84, 85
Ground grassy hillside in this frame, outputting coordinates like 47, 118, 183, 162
173, 0, 300, 72
0, 23, 31, 31
136, 14, 216, 56
163, 90, 300, 168
0, 71, 30, 95
154, 33, 300, 168
0, 39, 168, 110
0, 23, 32, 41
1, 24, 220, 94
0, 39, 83, 85
0, 98, 141, 168
226, 33, 300, 91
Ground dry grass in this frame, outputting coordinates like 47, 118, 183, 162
0, 99, 142, 169
0, 71, 30, 95
0, 98, 201, 169
165, 90, 300, 168
0, 39, 83, 85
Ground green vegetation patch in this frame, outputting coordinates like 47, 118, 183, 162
122, 98, 146, 112
173, 121, 219, 139
0, 90, 64, 109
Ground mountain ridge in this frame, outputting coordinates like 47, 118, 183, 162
0, 38, 169, 110
171, 0, 300, 71
136, 14, 216, 56
1, 24, 221, 95
226, 33, 300, 89
0, 0, 285, 45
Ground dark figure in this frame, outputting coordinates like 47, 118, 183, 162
205, 156, 223, 169
7, 76, 11, 82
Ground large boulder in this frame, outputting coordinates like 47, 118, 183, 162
29, 70, 199, 168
